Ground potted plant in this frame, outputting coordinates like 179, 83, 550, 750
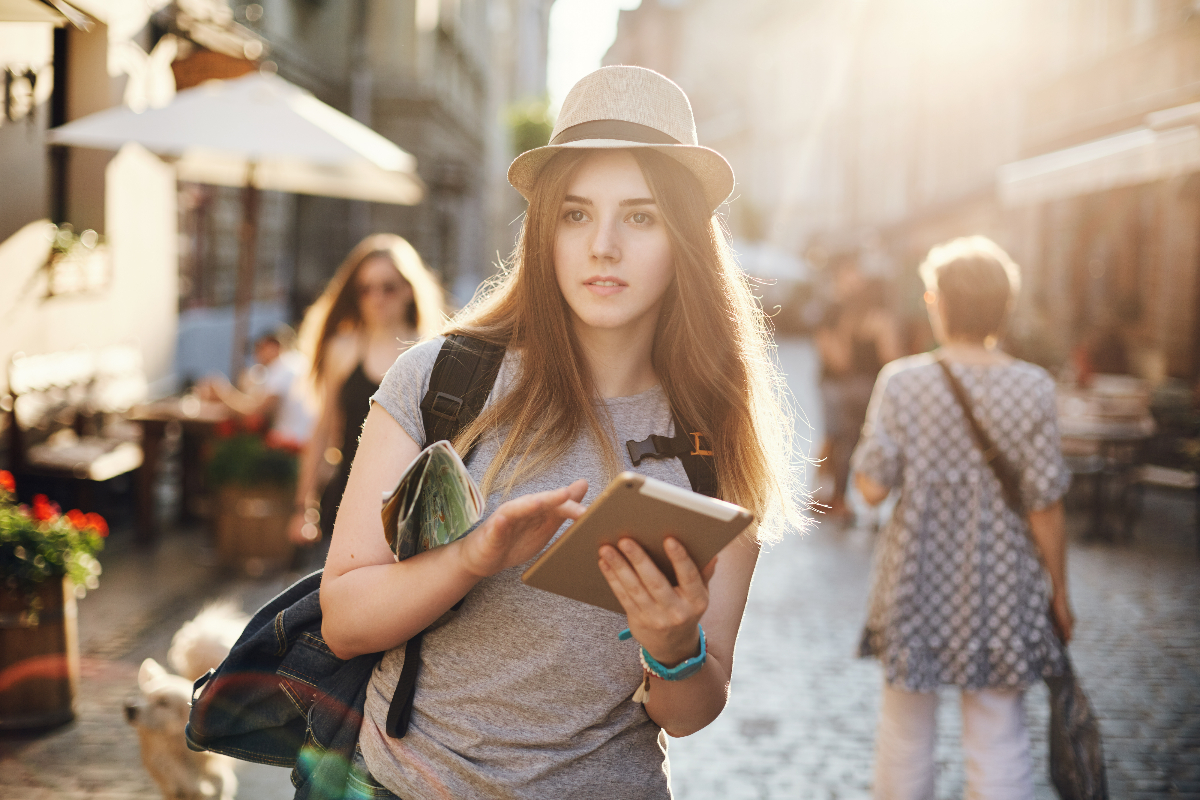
0, 470, 106, 730
206, 419, 299, 572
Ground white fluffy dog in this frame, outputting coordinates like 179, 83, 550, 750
126, 603, 248, 800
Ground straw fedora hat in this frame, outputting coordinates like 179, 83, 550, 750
508, 66, 734, 212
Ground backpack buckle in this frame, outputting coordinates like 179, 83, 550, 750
626, 434, 677, 466
427, 391, 463, 421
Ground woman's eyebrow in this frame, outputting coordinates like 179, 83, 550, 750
619, 197, 656, 207
563, 194, 591, 205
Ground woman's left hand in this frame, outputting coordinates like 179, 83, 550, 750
598, 537, 717, 666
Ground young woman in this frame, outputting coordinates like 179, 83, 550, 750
320, 66, 801, 799
853, 237, 1072, 799
287, 234, 444, 552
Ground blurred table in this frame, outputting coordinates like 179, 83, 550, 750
1058, 378, 1156, 542
127, 395, 231, 546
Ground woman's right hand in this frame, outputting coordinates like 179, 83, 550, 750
1051, 590, 1074, 644
456, 480, 588, 579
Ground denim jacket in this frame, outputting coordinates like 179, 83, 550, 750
185, 570, 379, 799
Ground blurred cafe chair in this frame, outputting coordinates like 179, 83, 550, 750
5, 346, 146, 512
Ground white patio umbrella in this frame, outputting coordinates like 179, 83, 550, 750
49, 71, 424, 376
0, 0, 66, 23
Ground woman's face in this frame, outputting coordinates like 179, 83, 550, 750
355, 255, 413, 329
553, 150, 675, 338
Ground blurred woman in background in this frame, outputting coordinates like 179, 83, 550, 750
852, 237, 1072, 800
288, 234, 444, 557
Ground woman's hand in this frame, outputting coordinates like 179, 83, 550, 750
1051, 590, 1074, 644
456, 480, 588, 579
599, 537, 717, 666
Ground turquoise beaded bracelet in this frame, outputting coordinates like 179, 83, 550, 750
618, 624, 707, 681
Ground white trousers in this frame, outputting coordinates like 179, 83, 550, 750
872, 682, 1034, 800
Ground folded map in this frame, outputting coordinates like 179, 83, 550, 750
381, 440, 484, 560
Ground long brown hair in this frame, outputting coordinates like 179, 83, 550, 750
298, 233, 445, 385
447, 149, 804, 540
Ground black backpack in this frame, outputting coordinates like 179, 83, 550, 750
185, 334, 716, 798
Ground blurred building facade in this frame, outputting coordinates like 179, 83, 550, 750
608, 0, 1200, 380
2, 0, 554, 402
219, 0, 553, 315
171, 0, 553, 384
0, 0, 194, 405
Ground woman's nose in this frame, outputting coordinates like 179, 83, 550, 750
589, 215, 621, 261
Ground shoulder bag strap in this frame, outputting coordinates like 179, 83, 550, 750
936, 355, 1024, 514
388, 334, 506, 740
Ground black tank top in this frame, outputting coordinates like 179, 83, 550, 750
337, 362, 379, 471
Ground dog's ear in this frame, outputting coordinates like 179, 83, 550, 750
138, 658, 168, 689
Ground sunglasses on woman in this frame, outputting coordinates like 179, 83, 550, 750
356, 281, 403, 299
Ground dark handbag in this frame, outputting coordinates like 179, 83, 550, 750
1046, 654, 1110, 800
938, 355, 1109, 800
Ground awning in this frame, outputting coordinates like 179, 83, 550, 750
998, 120, 1200, 207
0, 0, 66, 24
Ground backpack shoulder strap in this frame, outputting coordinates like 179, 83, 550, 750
672, 416, 718, 499
388, 334, 505, 740
419, 334, 506, 448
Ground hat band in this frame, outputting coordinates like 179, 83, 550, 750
550, 119, 681, 146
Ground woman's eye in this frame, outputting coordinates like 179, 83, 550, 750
630, 212, 652, 224
565, 209, 587, 223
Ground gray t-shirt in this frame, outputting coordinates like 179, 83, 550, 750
361, 337, 691, 799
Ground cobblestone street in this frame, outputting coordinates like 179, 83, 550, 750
0, 339, 1197, 798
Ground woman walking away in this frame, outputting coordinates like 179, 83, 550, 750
853, 236, 1073, 800
320, 66, 802, 799
288, 234, 445, 556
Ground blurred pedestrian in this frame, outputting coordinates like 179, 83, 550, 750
852, 236, 1073, 800
318, 66, 801, 798
198, 325, 314, 449
815, 259, 900, 518
287, 234, 445, 552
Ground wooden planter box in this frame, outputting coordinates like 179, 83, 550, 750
214, 484, 295, 572
0, 578, 80, 731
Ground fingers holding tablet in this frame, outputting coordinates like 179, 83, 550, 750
598, 536, 708, 666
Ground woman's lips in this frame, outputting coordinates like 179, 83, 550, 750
584, 276, 627, 296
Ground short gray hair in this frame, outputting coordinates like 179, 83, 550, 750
919, 236, 1021, 340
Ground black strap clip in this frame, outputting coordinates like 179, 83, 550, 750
626, 434, 682, 466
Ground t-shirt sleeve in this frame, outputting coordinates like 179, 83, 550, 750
1019, 370, 1072, 511
369, 337, 444, 447
851, 366, 904, 489
262, 360, 295, 396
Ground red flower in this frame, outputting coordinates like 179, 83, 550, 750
31, 494, 60, 522
242, 413, 266, 434
66, 509, 88, 529
0, 470, 14, 494
214, 420, 236, 438
85, 512, 108, 537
